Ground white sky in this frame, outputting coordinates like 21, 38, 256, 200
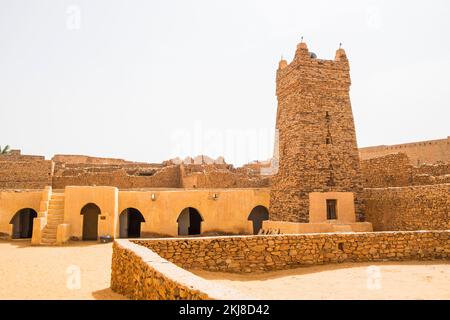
1, 0, 449, 165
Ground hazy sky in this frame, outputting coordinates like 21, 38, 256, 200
1, 0, 449, 165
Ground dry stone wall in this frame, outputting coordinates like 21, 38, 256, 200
361, 153, 450, 188
133, 231, 450, 273
52, 164, 181, 189
111, 240, 250, 300
363, 184, 450, 231
181, 164, 270, 188
0, 159, 53, 189
270, 42, 363, 223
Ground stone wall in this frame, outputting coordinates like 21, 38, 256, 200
52, 164, 181, 189
133, 230, 450, 274
180, 164, 270, 188
359, 136, 450, 165
52, 154, 153, 165
363, 184, 450, 231
361, 153, 450, 188
361, 153, 413, 188
0, 159, 53, 189
270, 42, 363, 223
111, 240, 250, 300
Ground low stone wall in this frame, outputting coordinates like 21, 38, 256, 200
262, 220, 373, 234
363, 184, 450, 231
133, 231, 450, 273
111, 240, 251, 300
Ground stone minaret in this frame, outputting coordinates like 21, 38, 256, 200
269, 41, 364, 223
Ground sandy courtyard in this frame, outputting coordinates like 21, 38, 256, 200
192, 261, 450, 300
0, 240, 126, 300
1, 240, 449, 300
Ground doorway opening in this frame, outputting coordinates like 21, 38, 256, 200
177, 207, 203, 236
119, 208, 145, 238
248, 205, 269, 234
81, 203, 101, 240
10, 208, 37, 239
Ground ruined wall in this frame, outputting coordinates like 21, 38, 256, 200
363, 184, 450, 231
52, 154, 154, 165
133, 231, 450, 274
361, 153, 450, 188
359, 137, 450, 165
361, 153, 413, 188
180, 164, 270, 188
270, 42, 363, 223
52, 164, 181, 189
111, 240, 246, 300
0, 158, 53, 189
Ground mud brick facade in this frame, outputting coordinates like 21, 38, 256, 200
269, 42, 363, 223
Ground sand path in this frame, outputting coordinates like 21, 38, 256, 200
192, 261, 450, 300
0, 240, 126, 300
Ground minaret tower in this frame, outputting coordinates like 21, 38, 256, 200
269, 41, 364, 223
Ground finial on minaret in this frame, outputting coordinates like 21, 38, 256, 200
335, 42, 347, 62
278, 54, 288, 70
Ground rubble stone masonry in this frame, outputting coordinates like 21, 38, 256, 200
270, 42, 363, 223
132, 231, 450, 274
0, 153, 53, 189
361, 153, 450, 188
363, 184, 450, 231
111, 240, 250, 300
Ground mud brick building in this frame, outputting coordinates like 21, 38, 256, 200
269, 42, 363, 223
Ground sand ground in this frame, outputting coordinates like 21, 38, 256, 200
192, 261, 450, 300
0, 240, 126, 300
1, 239, 449, 300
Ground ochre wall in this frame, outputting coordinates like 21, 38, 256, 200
60, 187, 270, 239
0, 190, 42, 236
359, 137, 450, 165
118, 188, 270, 237
64, 186, 119, 239
363, 184, 450, 231
308, 192, 355, 223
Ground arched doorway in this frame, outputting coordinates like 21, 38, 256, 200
10, 208, 37, 239
177, 207, 203, 236
248, 205, 269, 235
81, 203, 101, 241
119, 208, 145, 238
